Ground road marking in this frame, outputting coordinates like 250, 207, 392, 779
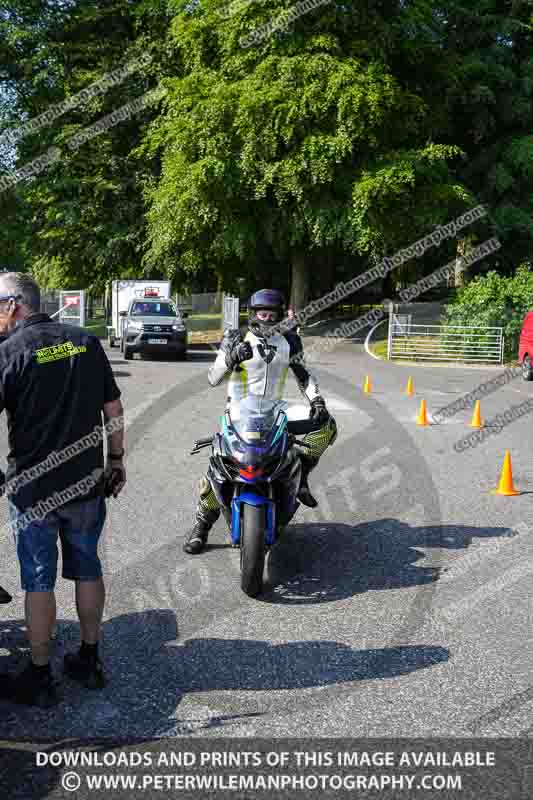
364, 319, 388, 360
123, 388, 179, 431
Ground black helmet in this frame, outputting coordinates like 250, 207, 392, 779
248, 289, 285, 337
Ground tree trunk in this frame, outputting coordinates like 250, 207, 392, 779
105, 283, 111, 322
314, 248, 336, 296
381, 269, 395, 300
455, 238, 468, 288
290, 251, 309, 310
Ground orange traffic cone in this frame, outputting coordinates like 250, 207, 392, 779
417, 399, 429, 426
470, 400, 483, 428
363, 375, 372, 394
491, 451, 520, 496
406, 376, 414, 396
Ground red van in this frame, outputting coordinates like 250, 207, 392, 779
519, 312, 533, 380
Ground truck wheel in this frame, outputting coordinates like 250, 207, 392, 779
522, 355, 533, 381
240, 503, 265, 598
124, 345, 133, 360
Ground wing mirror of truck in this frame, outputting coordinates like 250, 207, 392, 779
181, 311, 188, 319
119, 311, 127, 317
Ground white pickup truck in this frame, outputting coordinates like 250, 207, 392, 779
108, 280, 171, 346
107, 281, 188, 360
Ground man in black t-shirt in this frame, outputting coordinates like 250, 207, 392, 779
0, 332, 10, 606
0, 273, 126, 707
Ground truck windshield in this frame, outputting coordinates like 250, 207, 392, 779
131, 302, 177, 316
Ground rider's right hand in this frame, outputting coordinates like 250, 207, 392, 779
236, 341, 253, 362
227, 340, 253, 369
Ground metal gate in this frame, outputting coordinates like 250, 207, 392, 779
223, 294, 240, 331
55, 290, 86, 327
387, 313, 504, 364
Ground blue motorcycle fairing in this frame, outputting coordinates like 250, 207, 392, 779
231, 492, 276, 547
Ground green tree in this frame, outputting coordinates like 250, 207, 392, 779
444, 263, 533, 359
142, 0, 475, 306
439, 0, 533, 274
0, 0, 169, 291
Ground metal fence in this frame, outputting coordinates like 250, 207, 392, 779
387, 313, 504, 364
40, 290, 60, 317
223, 294, 240, 331
175, 292, 223, 315
40, 291, 103, 326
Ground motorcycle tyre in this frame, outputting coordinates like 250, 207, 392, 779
240, 503, 266, 598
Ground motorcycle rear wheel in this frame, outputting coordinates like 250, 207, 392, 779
240, 503, 266, 598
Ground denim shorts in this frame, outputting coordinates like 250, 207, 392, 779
9, 496, 106, 592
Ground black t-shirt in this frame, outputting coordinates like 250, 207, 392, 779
0, 314, 121, 511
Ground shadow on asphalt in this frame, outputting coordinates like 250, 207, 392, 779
0, 519, 509, 739
261, 519, 514, 605
0, 745, 61, 799
0, 608, 447, 741
185, 349, 218, 362
111, 347, 216, 364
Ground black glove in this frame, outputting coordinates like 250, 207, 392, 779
104, 456, 126, 498
310, 396, 329, 425
226, 340, 253, 369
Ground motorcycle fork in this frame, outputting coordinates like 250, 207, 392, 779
230, 484, 276, 548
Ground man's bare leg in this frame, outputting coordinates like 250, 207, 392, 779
76, 577, 105, 644
25, 591, 55, 665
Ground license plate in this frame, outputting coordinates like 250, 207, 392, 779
147, 338, 166, 344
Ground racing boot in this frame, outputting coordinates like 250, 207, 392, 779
297, 455, 320, 509
183, 477, 221, 555
183, 507, 220, 554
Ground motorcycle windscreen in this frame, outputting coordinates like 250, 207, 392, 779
228, 395, 284, 448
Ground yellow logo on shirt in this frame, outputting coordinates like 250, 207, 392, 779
35, 341, 87, 364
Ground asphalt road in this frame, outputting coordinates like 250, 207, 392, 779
1, 337, 533, 749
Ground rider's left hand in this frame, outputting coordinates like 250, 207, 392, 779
310, 396, 329, 425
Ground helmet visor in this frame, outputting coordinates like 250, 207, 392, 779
255, 309, 280, 322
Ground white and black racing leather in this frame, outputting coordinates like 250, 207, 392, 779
208, 328, 321, 404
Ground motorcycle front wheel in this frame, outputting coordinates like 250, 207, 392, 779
240, 503, 266, 598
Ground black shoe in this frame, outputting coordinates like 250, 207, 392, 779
183, 509, 219, 555
0, 585, 12, 604
64, 651, 106, 690
0, 673, 13, 698
0, 663, 59, 708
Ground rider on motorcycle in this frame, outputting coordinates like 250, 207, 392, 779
183, 289, 337, 555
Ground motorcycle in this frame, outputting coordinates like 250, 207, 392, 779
190, 395, 318, 598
